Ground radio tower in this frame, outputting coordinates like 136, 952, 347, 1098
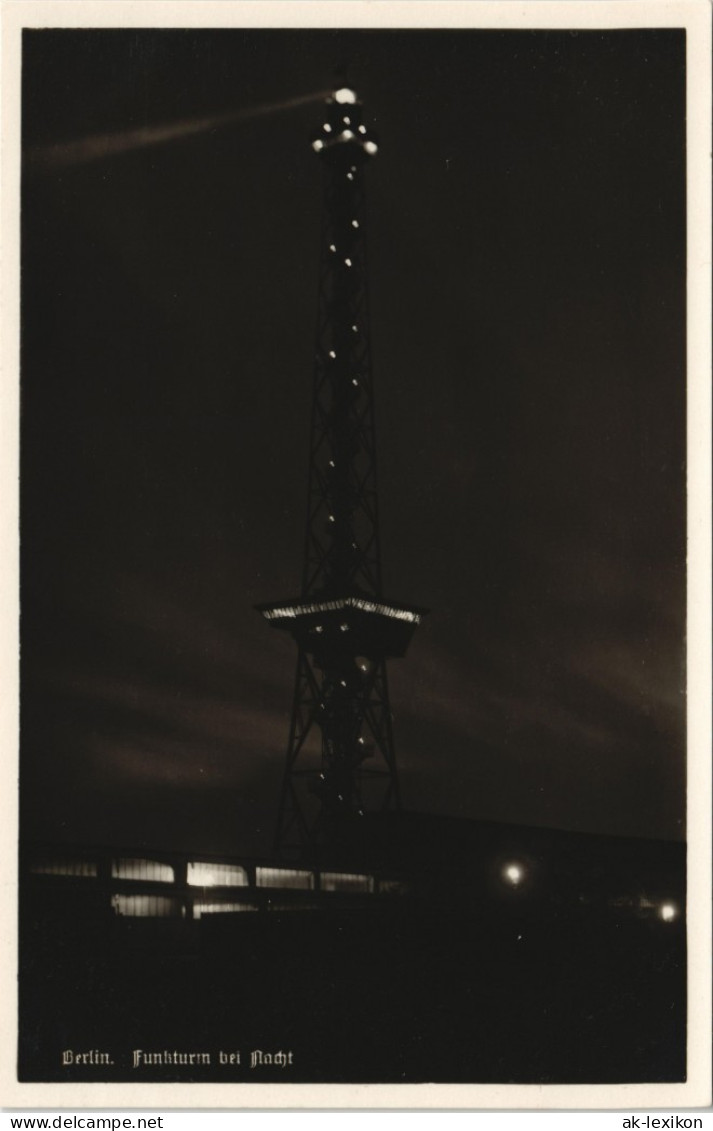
258, 86, 426, 855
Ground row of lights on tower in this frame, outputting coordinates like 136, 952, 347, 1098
325, 338, 361, 361
321, 119, 367, 134
312, 132, 377, 156
326, 247, 355, 268
326, 349, 362, 392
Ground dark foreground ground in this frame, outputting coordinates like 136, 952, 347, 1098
19, 898, 685, 1084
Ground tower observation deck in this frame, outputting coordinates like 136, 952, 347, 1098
258, 87, 427, 855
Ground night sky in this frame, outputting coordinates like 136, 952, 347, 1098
20, 28, 686, 856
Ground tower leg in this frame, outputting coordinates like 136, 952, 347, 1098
274, 648, 401, 855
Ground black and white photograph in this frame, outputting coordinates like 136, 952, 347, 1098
6, 0, 711, 1107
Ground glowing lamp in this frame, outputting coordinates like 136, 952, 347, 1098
660, 903, 677, 922
334, 88, 357, 104
504, 863, 524, 886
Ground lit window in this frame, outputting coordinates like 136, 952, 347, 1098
112, 894, 181, 918
187, 862, 248, 888
112, 858, 174, 884
30, 858, 97, 878
193, 901, 256, 919
321, 872, 373, 893
378, 879, 405, 895
256, 867, 314, 890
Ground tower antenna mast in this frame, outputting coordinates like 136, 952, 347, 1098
258, 85, 426, 856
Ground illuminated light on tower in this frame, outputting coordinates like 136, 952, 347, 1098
503, 863, 524, 887
258, 87, 426, 854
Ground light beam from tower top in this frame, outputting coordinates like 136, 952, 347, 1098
311, 88, 379, 159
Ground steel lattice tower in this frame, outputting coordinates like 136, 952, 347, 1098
258, 87, 426, 855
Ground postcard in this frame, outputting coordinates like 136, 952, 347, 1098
2, 0, 711, 1111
